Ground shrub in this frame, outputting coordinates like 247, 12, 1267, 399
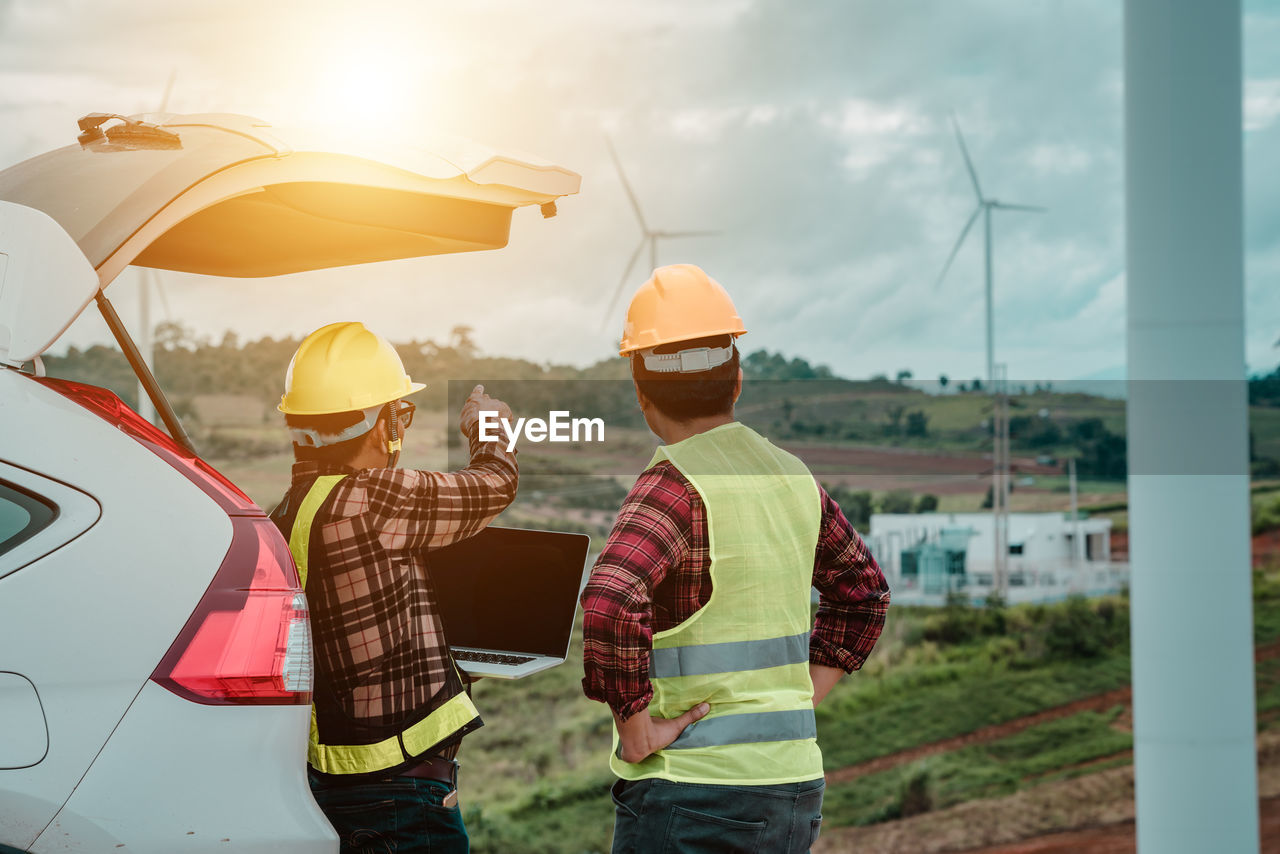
1254, 495, 1280, 535
879, 490, 916, 514
898, 766, 933, 817
906, 410, 929, 437
1043, 596, 1107, 660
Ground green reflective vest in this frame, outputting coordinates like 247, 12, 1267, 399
611, 422, 824, 785
287, 475, 481, 777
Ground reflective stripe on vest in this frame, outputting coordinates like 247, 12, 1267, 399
287, 475, 481, 777
649, 631, 811, 679
287, 475, 345, 588
667, 708, 818, 750
610, 422, 825, 786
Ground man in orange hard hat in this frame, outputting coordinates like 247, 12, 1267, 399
580, 265, 890, 853
270, 321, 515, 854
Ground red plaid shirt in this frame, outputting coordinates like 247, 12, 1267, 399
581, 460, 890, 721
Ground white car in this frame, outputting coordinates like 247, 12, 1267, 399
0, 112, 579, 853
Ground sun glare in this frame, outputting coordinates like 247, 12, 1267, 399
311, 37, 434, 134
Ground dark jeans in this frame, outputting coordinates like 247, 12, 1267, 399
610, 777, 824, 854
309, 771, 468, 854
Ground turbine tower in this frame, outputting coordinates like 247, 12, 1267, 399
600, 137, 718, 329
934, 114, 1045, 383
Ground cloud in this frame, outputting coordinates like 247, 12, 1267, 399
3, 0, 1278, 382
1246, 78, 1280, 131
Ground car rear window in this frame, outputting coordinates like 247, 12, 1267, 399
0, 481, 56, 556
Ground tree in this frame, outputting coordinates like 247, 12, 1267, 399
826, 486, 873, 529
885, 403, 908, 435
742, 349, 836, 380
450, 325, 477, 359
915, 493, 939, 513
1249, 364, 1280, 406
879, 490, 915, 514
155, 320, 197, 352
906, 410, 929, 437
980, 481, 1016, 508
896, 369, 913, 384
939, 374, 949, 390
1008, 414, 1061, 448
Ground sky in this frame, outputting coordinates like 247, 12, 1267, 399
1, 0, 1278, 382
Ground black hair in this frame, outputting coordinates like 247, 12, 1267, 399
285, 408, 382, 464
631, 334, 740, 421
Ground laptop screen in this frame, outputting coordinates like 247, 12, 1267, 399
429, 526, 591, 658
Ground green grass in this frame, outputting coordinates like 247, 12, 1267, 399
454, 598, 1138, 852
816, 597, 1132, 769
817, 643, 1131, 770
822, 707, 1133, 827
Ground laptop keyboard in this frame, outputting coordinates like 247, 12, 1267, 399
453, 650, 536, 666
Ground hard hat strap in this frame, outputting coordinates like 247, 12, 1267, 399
288, 404, 383, 448
385, 399, 402, 469
640, 344, 735, 374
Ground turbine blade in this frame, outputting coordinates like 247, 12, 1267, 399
991, 202, 1047, 213
149, 268, 173, 321
601, 238, 648, 331
605, 135, 648, 233
950, 112, 983, 201
935, 206, 982, 289
159, 68, 177, 112
657, 230, 721, 238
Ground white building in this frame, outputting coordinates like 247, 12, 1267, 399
866, 511, 1128, 606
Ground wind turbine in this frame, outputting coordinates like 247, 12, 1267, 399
136, 69, 177, 424
600, 137, 719, 329
934, 114, 1045, 384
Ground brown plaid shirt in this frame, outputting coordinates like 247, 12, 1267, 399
278, 432, 517, 744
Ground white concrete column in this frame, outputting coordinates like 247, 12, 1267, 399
1124, 2, 1258, 851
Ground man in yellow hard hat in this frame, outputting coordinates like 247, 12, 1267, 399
580, 265, 890, 853
269, 321, 516, 854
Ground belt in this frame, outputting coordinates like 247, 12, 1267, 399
398, 756, 458, 787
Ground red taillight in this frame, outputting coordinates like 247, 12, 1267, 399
151, 516, 313, 704
35, 377, 312, 704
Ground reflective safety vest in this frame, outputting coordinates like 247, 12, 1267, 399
281, 474, 482, 777
611, 422, 825, 785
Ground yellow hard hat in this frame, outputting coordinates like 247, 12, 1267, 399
278, 321, 425, 415
618, 264, 746, 356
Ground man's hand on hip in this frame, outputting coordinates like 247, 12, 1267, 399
810, 663, 843, 707
613, 702, 710, 765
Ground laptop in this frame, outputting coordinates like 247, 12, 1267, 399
430, 526, 591, 679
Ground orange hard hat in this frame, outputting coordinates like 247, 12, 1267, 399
618, 264, 747, 356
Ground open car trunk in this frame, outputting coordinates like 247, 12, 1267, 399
0, 112, 580, 451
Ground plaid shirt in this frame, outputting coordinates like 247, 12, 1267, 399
581, 460, 890, 721
277, 431, 517, 746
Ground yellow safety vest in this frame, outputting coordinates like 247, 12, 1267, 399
611, 422, 825, 785
287, 475, 481, 777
